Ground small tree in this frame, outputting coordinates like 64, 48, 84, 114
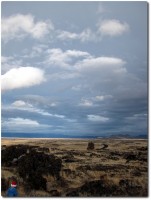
87, 141, 95, 150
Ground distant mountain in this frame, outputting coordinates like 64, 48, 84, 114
106, 134, 147, 139
108, 134, 131, 139
2, 132, 148, 139
134, 134, 148, 139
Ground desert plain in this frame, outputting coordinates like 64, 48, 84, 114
1, 138, 148, 197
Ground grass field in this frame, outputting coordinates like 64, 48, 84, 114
1, 138, 148, 197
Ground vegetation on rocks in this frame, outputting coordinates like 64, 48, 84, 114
1, 139, 148, 197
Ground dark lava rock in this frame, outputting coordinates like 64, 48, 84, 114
137, 146, 148, 151
101, 144, 108, 150
1, 145, 29, 166
118, 179, 146, 196
64, 159, 77, 163
49, 189, 61, 196
66, 190, 80, 197
37, 147, 50, 153
18, 151, 62, 180
66, 180, 116, 197
87, 142, 95, 150
1, 177, 8, 192
131, 169, 142, 177
124, 153, 137, 160
2, 145, 62, 192
66, 179, 146, 197
62, 154, 74, 160
110, 151, 122, 156
124, 152, 147, 163
25, 173, 47, 191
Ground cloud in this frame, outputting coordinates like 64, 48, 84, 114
46, 48, 91, 68
10, 100, 65, 119
57, 30, 78, 40
2, 117, 40, 127
56, 18, 129, 42
17, 94, 58, 108
87, 114, 109, 122
79, 98, 94, 107
2, 100, 78, 133
95, 95, 113, 101
1, 14, 53, 42
78, 95, 113, 107
80, 28, 97, 42
125, 113, 147, 121
45, 48, 130, 93
46, 48, 126, 74
71, 84, 83, 91
45, 47, 146, 103
76, 56, 126, 76
30, 21, 51, 39
77, 56, 125, 68
2, 117, 52, 133
1, 67, 45, 91
27, 44, 48, 58
57, 28, 96, 42
1, 14, 97, 44
49, 72, 80, 80
1, 55, 23, 73
1, 14, 130, 44
1, 56, 13, 63
12, 100, 31, 107
97, 19, 130, 36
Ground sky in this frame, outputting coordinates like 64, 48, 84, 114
1, 1, 148, 138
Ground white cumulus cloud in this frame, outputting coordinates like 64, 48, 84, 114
2, 14, 53, 42
2, 117, 40, 127
98, 19, 129, 36
12, 100, 30, 107
1, 67, 45, 91
12, 100, 31, 107
87, 115, 109, 122
57, 28, 96, 42
46, 48, 91, 68
76, 56, 126, 75
57, 30, 78, 40
2, 117, 53, 133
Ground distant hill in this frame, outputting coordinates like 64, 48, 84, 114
106, 134, 148, 139
107, 134, 130, 139
134, 134, 148, 139
2, 132, 148, 139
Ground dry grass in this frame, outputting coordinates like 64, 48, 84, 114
1, 138, 148, 197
